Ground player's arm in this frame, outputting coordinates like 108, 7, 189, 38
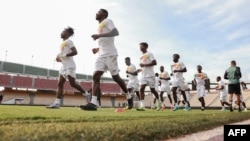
140, 60, 157, 67
126, 70, 136, 75
91, 28, 119, 40
67, 47, 77, 56
127, 71, 138, 76
92, 48, 99, 54
160, 76, 171, 81
57, 47, 77, 59
224, 71, 228, 79
174, 67, 187, 73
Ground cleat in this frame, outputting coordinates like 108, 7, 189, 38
156, 102, 162, 111
46, 103, 60, 109
80, 103, 97, 111
220, 109, 226, 112
123, 106, 132, 110
136, 107, 145, 111
184, 104, 190, 111
244, 108, 247, 112
173, 105, 179, 111
127, 97, 133, 109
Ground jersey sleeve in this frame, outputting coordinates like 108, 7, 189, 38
67, 40, 75, 49
106, 19, 116, 31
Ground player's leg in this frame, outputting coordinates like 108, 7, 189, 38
137, 84, 146, 111
228, 84, 234, 112
172, 87, 179, 111
68, 75, 86, 94
47, 75, 66, 109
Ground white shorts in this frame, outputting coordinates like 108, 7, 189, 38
59, 68, 76, 79
140, 76, 155, 88
219, 92, 228, 102
95, 56, 119, 76
172, 79, 186, 91
127, 81, 139, 91
196, 85, 206, 98
160, 85, 171, 95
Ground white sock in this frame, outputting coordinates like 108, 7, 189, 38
140, 100, 145, 108
55, 99, 60, 104
91, 96, 97, 105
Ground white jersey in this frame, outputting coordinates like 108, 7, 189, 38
171, 62, 186, 82
127, 64, 139, 83
218, 80, 227, 96
159, 71, 170, 87
59, 39, 76, 69
140, 51, 156, 78
97, 19, 118, 57
194, 72, 208, 87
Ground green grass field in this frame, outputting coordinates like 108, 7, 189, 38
0, 105, 249, 141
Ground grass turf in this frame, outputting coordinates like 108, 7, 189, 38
0, 105, 249, 141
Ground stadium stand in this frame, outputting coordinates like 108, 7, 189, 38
34, 78, 58, 91
100, 83, 121, 93
12, 75, 33, 89
0, 73, 11, 87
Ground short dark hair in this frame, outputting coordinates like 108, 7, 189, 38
100, 9, 108, 18
140, 42, 148, 47
231, 60, 236, 65
65, 26, 74, 36
173, 53, 180, 58
125, 57, 130, 60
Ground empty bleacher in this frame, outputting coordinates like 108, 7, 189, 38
34, 78, 58, 91
12, 75, 33, 89
0, 73, 11, 87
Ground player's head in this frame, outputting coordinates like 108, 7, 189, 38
173, 54, 180, 62
96, 9, 108, 21
231, 60, 236, 66
160, 65, 164, 72
197, 65, 202, 72
125, 57, 131, 65
216, 76, 221, 82
61, 26, 74, 39
139, 42, 148, 53
155, 72, 159, 77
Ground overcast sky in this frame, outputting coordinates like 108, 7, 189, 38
1, 0, 250, 83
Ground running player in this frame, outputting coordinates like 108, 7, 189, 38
137, 42, 161, 111
194, 65, 209, 111
47, 27, 86, 109
159, 65, 172, 110
80, 9, 133, 111
124, 57, 140, 110
171, 54, 189, 111
215, 76, 231, 111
